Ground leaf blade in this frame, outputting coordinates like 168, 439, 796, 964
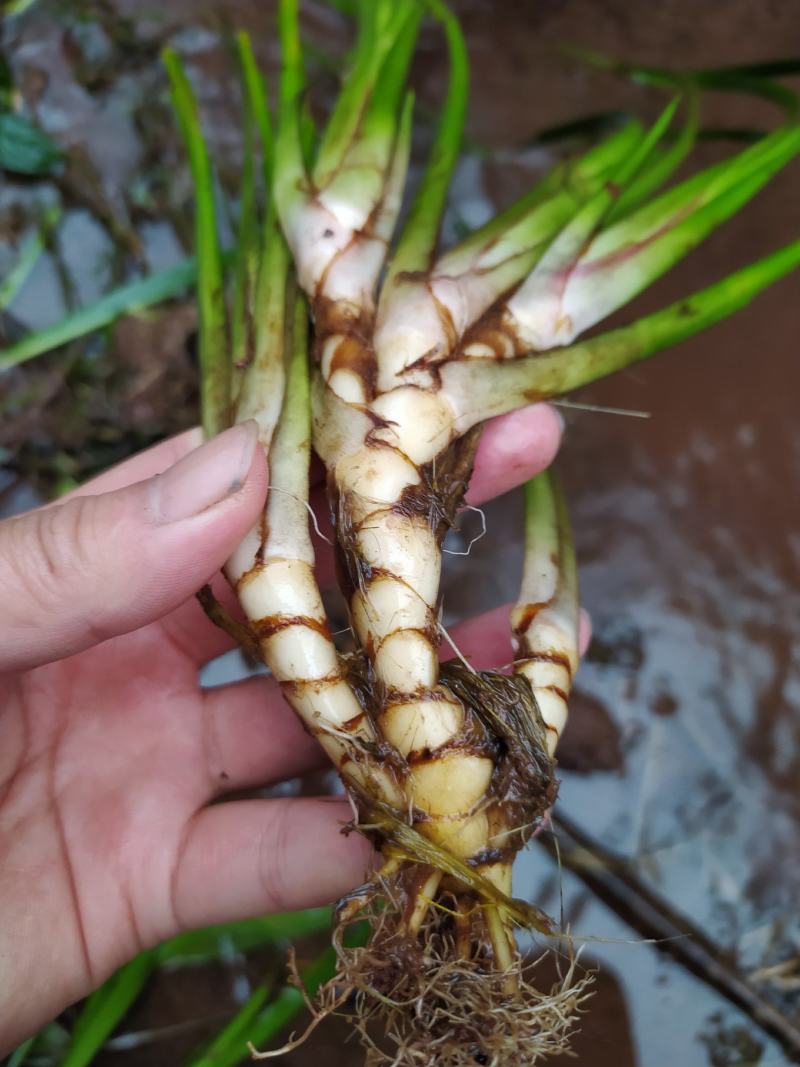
0, 258, 201, 371
164, 46, 230, 438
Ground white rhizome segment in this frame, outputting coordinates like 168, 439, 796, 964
227, 478, 407, 808
334, 381, 501, 867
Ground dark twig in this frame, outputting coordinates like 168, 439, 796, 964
540, 810, 800, 1062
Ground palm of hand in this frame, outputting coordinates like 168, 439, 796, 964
2, 597, 365, 1046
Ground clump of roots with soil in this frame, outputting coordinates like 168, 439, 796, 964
165, 1, 800, 1062
321, 873, 592, 1066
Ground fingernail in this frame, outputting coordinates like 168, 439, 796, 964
150, 421, 259, 524
550, 403, 566, 434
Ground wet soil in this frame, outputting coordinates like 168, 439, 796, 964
2, 1, 800, 1065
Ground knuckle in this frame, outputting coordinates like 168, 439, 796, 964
258, 800, 293, 913
3, 497, 103, 614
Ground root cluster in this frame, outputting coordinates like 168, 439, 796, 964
314, 878, 594, 1066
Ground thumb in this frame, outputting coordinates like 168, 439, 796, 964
0, 422, 266, 673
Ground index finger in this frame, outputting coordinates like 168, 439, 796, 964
466, 403, 562, 507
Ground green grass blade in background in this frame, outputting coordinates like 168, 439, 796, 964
184, 984, 271, 1067
16, 913, 333, 1067
194, 923, 370, 1067
164, 47, 230, 438
0, 258, 200, 371
0, 204, 60, 312
7, 1036, 36, 1067
156, 909, 333, 966
61, 951, 157, 1067
567, 48, 800, 119
2, 0, 41, 15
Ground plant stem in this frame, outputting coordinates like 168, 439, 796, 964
164, 48, 230, 437
386, 0, 468, 282
229, 34, 260, 381
444, 236, 800, 430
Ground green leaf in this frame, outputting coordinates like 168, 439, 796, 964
426, 122, 647, 341
314, 0, 419, 186
207, 924, 370, 1067
0, 203, 60, 312
61, 952, 157, 1067
156, 909, 333, 966
510, 471, 578, 779
251, 292, 313, 560
0, 112, 62, 175
0, 258, 202, 371
301, 1, 419, 257
274, 0, 308, 222
387, 0, 469, 280
443, 236, 800, 424
184, 984, 272, 1067
2, 0, 42, 15
236, 32, 274, 182
7, 1036, 36, 1067
275, 0, 415, 307
51, 914, 332, 1067
555, 235, 800, 385
164, 47, 230, 438
456, 118, 643, 259
229, 33, 262, 380
567, 48, 799, 119
518, 470, 577, 654
358, 4, 422, 150
605, 90, 699, 223
502, 123, 800, 350
233, 201, 290, 441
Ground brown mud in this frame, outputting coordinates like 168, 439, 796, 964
2, 1, 799, 1065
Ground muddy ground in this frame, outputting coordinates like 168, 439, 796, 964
1, 1, 799, 1065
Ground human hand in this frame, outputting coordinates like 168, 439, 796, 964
0, 405, 576, 1051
